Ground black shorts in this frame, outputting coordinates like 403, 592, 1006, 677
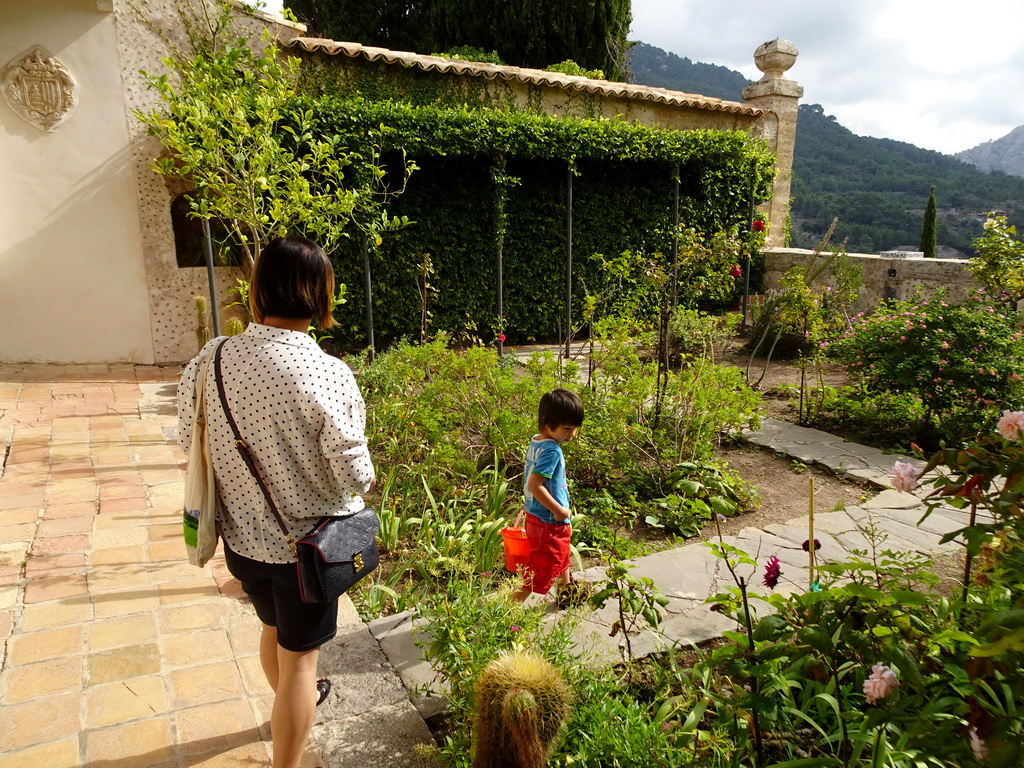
224, 546, 339, 652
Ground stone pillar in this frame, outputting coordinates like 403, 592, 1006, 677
742, 39, 803, 248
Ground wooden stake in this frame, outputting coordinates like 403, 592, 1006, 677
808, 476, 815, 586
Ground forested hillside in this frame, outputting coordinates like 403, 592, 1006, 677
630, 42, 1024, 255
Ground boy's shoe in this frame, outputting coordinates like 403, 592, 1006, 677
555, 580, 594, 610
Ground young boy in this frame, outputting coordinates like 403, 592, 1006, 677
512, 388, 584, 604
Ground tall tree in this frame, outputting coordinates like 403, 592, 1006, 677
137, 2, 413, 270
287, 0, 435, 52
919, 185, 937, 258
287, 0, 632, 80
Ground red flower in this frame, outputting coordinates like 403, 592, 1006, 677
497, 333, 506, 343
751, 220, 766, 232
763, 556, 782, 589
729, 265, 742, 278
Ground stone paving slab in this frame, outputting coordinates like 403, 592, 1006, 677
367, 611, 447, 721
315, 618, 435, 765
313, 701, 436, 768
545, 420, 970, 673
763, 523, 850, 565
745, 417, 925, 483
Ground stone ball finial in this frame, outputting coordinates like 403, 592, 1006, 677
753, 38, 799, 79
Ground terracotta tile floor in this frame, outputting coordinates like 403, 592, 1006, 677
0, 365, 318, 767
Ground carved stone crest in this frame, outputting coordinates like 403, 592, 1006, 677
3, 46, 77, 132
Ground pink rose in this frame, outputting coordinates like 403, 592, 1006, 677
729, 265, 742, 278
498, 333, 506, 343
863, 663, 899, 705
997, 410, 1024, 441
891, 461, 921, 492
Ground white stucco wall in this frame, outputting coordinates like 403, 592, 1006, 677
0, 0, 155, 363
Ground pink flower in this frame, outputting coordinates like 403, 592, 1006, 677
891, 461, 921, 492
968, 727, 988, 762
510, 625, 520, 633
729, 265, 742, 278
997, 410, 1024, 440
763, 556, 782, 589
863, 663, 899, 704
497, 333, 506, 343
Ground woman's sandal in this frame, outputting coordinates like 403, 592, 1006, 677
316, 678, 332, 707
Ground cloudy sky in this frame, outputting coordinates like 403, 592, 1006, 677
262, 0, 1024, 155
629, 0, 1024, 155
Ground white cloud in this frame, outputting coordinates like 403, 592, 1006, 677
630, 0, 1024, 154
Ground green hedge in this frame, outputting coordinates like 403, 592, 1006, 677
296, 97, 774, 345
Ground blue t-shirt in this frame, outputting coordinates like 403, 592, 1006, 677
524, 436, 570, 525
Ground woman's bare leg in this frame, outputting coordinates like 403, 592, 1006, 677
260, 624, 280, 691
270, 645, 320, 768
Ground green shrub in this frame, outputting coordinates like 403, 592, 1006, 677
668, 308, 740, 363
431, 46, 506, 65
544, 59, 604, 79
969, 213, 1024, 304
644, 461, 750, 536
697, 530, 976, 767
417, 576, 722, 768
831, 289, 1024, 444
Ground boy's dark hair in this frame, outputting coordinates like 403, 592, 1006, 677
249, 236, 337, 330
538, 388, 584, 431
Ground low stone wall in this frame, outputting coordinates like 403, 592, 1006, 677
763, 248, 980, 314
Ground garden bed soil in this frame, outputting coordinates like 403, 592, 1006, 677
717, 334, 853, 424
703, 334, 869, 539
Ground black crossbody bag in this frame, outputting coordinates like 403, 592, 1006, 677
213, 340, 379, 603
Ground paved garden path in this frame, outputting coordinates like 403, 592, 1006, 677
0, 365, 433, 768
0, 364, 970, 767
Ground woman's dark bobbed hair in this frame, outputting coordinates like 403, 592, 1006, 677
248, 236, 337, 330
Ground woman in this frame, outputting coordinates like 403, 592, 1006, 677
177, 236, 374, 768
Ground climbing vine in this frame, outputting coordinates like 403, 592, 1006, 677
282, 96, 774, 346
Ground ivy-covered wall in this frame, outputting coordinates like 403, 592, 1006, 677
331, 155, 684, 344
294, 48, 761, 132
294, 56, 775, 346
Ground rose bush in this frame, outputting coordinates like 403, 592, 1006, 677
832, 288, 1024, 445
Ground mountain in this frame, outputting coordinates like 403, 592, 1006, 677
629, 42, 1024, 255
956, 125, 1024, 178
628, 42, 748, 101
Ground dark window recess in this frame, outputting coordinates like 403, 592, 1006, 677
171, 194, 241, 268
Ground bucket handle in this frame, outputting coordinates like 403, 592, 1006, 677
513, 507, 525, 528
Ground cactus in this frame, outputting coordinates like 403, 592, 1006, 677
472, 652, 571, 768
194, 295, 210, 351
224, 317, 245, 337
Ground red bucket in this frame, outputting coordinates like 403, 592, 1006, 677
501, 512, 530, 573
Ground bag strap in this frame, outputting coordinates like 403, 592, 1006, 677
192, 347, 213, 428
212, 338, 299, 556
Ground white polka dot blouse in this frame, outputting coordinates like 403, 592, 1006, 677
177, 323, 375, 564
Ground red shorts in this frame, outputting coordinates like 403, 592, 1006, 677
522, 514, 572, 594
